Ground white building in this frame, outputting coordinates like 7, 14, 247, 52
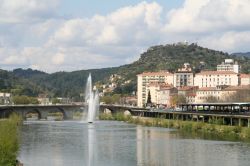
174, 63, 194, 87
195, 86, 236, 103
240, 74, 250, 85
0, 93, 12, 105
217, 59, 241, 73
178, 86, 198, 103
137, 71, 174, 107
194, 71, 239, 88
147, 82, 177, 107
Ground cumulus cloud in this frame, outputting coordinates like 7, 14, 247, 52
0, 0, 59, 23
164, 0, 250, 34
48, 2, 163, 47
0, 0, 250, 72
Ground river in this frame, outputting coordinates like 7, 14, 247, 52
18, 121, 250, 166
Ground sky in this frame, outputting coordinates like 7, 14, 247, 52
0, 0, 250, 73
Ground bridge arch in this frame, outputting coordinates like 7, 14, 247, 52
124, 110, 132, 116
24, 109, 42, 120
101, 106, 133, 116
47, 107, 66, 120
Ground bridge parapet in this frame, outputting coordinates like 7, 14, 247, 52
0, 104, 148, 120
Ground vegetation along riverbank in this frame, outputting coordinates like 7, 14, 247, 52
0, 114, 22, 166
99, 113, 250, 142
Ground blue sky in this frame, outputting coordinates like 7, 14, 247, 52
0, 0, 250, 73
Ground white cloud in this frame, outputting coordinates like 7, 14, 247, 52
0, 0, 59, 23
1, 0, 250, 72
52, 52, 65, 65
48, 2, 163, 47
165, 0, 250, 34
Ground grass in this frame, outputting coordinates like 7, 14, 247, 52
99, 113, 250, 142
0, 114, 22, 166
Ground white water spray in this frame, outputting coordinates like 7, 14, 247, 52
83, 73, 99, 123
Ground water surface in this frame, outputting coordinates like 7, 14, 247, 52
18, 121, 250, 166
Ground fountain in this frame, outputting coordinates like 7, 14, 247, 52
84, 73, 99, 123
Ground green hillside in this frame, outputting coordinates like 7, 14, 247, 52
4, 43, 250, 98
0, 69, 46, 96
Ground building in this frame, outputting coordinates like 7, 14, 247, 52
195, 86, 229, 103
146, 82, 177, 107
0, 93, 11, 105
240, 74, 250, 85
194, 85, 248, 103
137, 71, 174, 107
178, 86, 198, 103
217, 59, 241, 73
194, 71, 239, 88
37, 97, 51, 105
174, 63, 194, 87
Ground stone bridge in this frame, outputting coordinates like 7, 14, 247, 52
0, 105, 82, 120
0, 104, 148, 120
99, 104, 148, 115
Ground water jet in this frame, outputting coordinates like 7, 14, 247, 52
82, 73, 99, 123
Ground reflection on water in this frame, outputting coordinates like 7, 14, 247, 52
18, 121, 250, 166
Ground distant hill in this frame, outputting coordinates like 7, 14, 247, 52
13, 68, 47, 78
232, 52, 250, 58
4, 43, 250, 98
0, 69, 46, 96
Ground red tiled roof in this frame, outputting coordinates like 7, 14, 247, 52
178, 86, 198, 91
224, 85, 250, 90
198, 85, 250, 91
137, 71, 173, 76
240, 74, 250, 78
187, 93, 196, 97
147, 82, 174, 89
198, 87, 217, 91
196, 70, 237, 75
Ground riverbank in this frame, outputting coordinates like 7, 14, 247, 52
0, 114, 22, 166
99, 113, 250, 141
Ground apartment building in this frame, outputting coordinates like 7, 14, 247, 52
174, 63, 194, 87
240, 74, 250, 85
217, 59, 241, 73
178, 86, 198, 103
137, 71, 174, 107
194, 71, 239, 88
195, 86, 232, 103
147, 82, 177, 107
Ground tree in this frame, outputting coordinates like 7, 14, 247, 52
170, 95, 186, 107
12, 95, 39, 105
52, 98, 61, 104
146, 90, 152, 105
205, 96, 219, 103
224, 89, 250, 102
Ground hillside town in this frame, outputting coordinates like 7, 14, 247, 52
137, 59, 250, 108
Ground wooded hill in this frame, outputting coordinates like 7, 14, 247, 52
2, 43, 250, 99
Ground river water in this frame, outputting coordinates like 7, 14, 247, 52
18, 121, 250, 166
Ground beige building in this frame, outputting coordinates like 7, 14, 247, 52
194, 71, 239, 88
178, 86, 198, 103
137, 71, 174, 107
217, 59, 241, 73
174, 63, 194, 87
240, 74, 250, 85
147, 82, 177, 107
195, 86, 239, 103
